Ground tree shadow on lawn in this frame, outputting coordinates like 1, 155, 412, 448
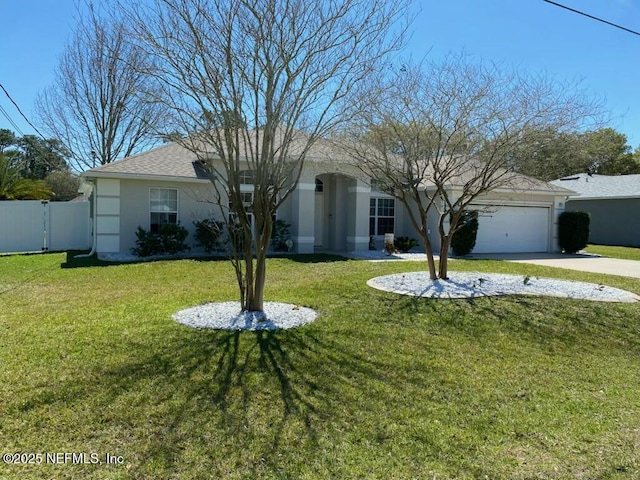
8, 300, 640, 478
21, 325, 445, 477
379, 290, 640, 354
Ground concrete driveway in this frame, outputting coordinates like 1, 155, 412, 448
467, 253, 640, 279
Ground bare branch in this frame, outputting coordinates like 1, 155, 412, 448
342, 54, 604, 279
35, 3, 166, 171
118, 0, 410, 311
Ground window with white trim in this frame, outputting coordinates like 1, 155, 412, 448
228, 190, 278, 240
239, 170, 254, 185
150, 188, 178, 233
239, 169, 277, 186
229, 191, 254, 224
369, 197, 395, 236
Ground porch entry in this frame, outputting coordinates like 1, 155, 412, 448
313, 173, 370, 251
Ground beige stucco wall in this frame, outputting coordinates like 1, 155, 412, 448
118, 178, 218, 254
93, 156, 375, 255
92, 155, 566, 255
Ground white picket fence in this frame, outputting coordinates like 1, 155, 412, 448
0, 200, 91, 253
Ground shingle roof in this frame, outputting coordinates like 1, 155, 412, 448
82, 129, 572, 196
550, 173, 640, 200
83, 142, 209, 180
417, 161, 573, 195
82, 129, 348, 180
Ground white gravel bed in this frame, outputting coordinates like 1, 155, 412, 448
173, 301, 317, 330
368, 271, 640, 303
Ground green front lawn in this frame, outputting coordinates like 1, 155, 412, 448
1, 253, 639, 479
586, 244, 640, 261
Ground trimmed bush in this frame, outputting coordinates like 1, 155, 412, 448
131, 223, 190, 257
451, 210, 479, 256
395, 236, 418, 253
194, 218, 225, 253
270, 219, 291, 252
131, 227, 162, 257
160, 223, 190, 254
558, 211, 590, 253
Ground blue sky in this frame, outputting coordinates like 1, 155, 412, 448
2, 0, 640, 144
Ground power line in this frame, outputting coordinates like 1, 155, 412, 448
0, 82, 76, 173
0, 104, 25, 136
542, 0, 640, 37
0, 82, 48, 139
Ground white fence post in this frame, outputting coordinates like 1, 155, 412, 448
43, 200, 49, 252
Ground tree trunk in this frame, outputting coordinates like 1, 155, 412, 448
418, 232, 437, 280
239, 223, 254, 311
438, 235, 451, 279
243, 212, 272, 313
248, 255, 266, 312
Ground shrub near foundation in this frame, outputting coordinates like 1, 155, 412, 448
558, 211, 590, 254
131, 223, 190, 257
451, 210, 479, 256
395, 236, 418, 253
194, 218, 225, 253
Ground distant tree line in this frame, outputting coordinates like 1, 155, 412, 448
0, 129, 80, 201
512, 126, 640, 181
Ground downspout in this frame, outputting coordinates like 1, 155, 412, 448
74, 178, 98, 258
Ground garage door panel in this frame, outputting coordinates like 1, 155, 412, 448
471, 206, 549, 254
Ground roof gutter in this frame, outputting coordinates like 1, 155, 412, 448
566, 195, 640, 201
82, 171, 212, 184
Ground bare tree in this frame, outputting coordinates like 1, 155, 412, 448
120, 0, 410, 312
343, 56, 602, 280
35, 3, 166, 171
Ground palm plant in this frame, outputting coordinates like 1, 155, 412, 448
0, 153, 52, 200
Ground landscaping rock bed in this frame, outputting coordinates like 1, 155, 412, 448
173, 301, 317, 330
368, 271, 640, 303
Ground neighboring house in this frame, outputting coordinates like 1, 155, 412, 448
81, 131, 572, 256
550, 173, 640, 247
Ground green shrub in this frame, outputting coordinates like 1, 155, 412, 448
395, 236, 418, 253
270, 219, 291, 252
131, 227, 163, 257
131, 223, 190, 257
161, 223, 190, 254
558, 211, 590, 253
194, 218, 225, 253
451, 210, 479, 256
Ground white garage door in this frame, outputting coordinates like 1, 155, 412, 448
471, 205, 550, 253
